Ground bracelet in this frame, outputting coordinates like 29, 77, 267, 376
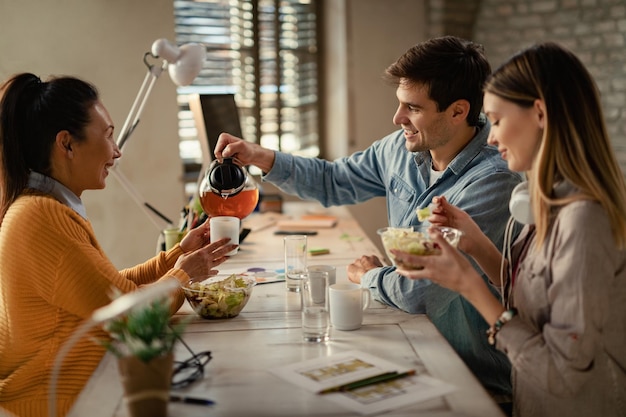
487, 308, 518, 345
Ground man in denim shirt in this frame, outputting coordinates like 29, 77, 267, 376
214, 36, 522, 403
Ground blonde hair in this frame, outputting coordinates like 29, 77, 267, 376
485, 42, 626, 249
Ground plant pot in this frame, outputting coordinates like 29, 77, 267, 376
117, 353, 174, 417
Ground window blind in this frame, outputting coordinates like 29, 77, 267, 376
173, 0, 321, 191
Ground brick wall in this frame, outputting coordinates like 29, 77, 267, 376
428, 0, 626, 174
427, 0, 482, 39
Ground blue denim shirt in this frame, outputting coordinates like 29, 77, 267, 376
264, 116, 522, 395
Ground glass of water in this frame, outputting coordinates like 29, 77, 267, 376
300, 270, 330, 342
284, 235, 307, 292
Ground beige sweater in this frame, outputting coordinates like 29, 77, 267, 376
498, 194, 626, 416
0, 193, 189, 417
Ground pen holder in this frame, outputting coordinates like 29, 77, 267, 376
117, 353, 173, 417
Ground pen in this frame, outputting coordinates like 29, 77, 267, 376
169, 394, 215, 406
273, 230, 318, 235
317, 369, 416, 394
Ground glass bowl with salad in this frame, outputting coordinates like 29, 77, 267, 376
377, 225, 462, 270
183, 274, 256, 319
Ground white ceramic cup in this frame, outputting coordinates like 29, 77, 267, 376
329, 283, 371, 331
307, 265, 336, 286
210, 216, 240, 255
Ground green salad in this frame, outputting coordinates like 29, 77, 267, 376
380, 228, 440, 256
379, 226, 462, 270
184, 274, 254, 319
416, 206, 431, 222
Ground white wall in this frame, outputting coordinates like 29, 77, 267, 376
0, 0, 185, 268
326, 0, 427, 253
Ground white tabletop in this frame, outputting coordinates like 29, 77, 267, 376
68, 202, 504, 417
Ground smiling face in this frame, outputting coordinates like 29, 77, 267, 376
483, 92, 544, 172
64, 101, 121, 195
392, 81, 454, 153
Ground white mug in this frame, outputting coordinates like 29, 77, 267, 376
329, 283, 371, 331
210, 216, 240, 255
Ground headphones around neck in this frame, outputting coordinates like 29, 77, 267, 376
509, 181, 534, 225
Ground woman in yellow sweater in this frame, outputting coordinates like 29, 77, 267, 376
0, 73, 237, 417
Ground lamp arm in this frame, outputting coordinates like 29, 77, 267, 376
111, 39, 206, 233
116, 58, 167, 150
113, 55, 173, 231
109, 166, 173, 230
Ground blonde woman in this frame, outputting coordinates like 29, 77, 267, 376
392, 42, 626, 416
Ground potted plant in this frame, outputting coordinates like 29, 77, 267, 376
97, 293, 188, 417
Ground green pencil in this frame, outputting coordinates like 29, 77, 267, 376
317, 369, 416, 394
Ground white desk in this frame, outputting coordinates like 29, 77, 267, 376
68, 203, 504, 417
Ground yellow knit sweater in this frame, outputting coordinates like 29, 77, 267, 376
0, 193, 189, 417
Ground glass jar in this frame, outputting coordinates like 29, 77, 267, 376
198, 157, 259, 219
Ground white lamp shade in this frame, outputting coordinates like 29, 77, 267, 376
151, 38, 181, 62
168, 43, 206, 86
151, 39, 206, 86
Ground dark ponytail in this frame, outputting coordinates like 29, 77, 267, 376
0, 73, 99, 220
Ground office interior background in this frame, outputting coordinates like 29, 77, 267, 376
0, 0, 624, 268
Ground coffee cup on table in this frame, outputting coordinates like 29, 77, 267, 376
329, 283, 371, 331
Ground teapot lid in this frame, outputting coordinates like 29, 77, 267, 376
208, 157, 247, 197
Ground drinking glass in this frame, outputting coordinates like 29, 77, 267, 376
284, 235, 307, 292
307, 264, 336, 286
300, 271, 330, 342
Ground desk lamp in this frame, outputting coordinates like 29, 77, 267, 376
111, 38, 206, 230
48, 278, 181, 417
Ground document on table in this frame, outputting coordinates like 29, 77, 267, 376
270, 350, 456, 415
216, 263, 286, 284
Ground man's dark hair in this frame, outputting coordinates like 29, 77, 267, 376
385, 36, 491, 126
